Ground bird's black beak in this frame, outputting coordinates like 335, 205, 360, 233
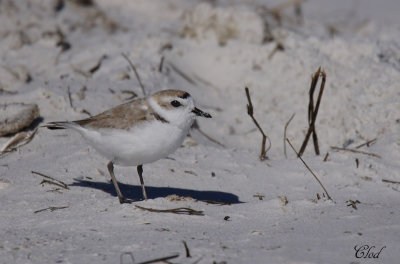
192, 107, 212, 118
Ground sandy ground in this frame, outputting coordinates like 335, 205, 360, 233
1, 0, 400, 263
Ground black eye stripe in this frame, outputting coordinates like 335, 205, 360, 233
171, 100, 182, 107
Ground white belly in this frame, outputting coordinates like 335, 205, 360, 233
78, 122, 187, 166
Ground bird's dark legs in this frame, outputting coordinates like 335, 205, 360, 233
137, 165, 148, 200
107, 161, 133, 204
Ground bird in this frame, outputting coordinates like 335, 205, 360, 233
45, 90, 212, 203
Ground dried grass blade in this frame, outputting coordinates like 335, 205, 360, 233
135, 205, 204, 216
287, 138, 332, 200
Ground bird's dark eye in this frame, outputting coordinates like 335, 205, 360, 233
171, 100, 182, 107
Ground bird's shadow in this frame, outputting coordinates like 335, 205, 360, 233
70, 179, 242, 204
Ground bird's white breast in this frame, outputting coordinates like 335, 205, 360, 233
79, 121, 189, 166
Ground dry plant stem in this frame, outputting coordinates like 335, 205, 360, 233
135, 205, 204, 216
89, 55, 107, 74
299, 68, 326, 157
31, 170, 69, 189
355, 138, 377, 149
330, 146, 381, 158
284, 113, 296, 158
40, 179, 68, 190
167, 62, 197, 86
311, 70, 326, 154
81, 109, 92, 116
121, 53, 146, 96
286, 139, 332, 200
121, 90, 137, 100
295, 2, 303, 24
136, 253, 179, 264
67, 86, 73, 108
34, 206, 69, 214
268, 42, 285, 60
196, 126, 225, 147
323, 152, 329, 162
245, 87, 271, 160
182, 240, 191, 258
193, 73, 221, 93
158, 56, 164, 73
192, 256, 204, 264
200, 200, 231, 205
382, 179, 400, 184
261, 14, 274, 43
347, 200, 358, 210
73, 68, 91, 78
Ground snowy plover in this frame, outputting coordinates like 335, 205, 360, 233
46, 90, 211, 203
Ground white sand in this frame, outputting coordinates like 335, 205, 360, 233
1, 0, 399, 263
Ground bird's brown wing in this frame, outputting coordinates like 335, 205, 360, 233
74, 98, 167, 130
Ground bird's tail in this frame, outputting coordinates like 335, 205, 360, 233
43, 121, 76, 130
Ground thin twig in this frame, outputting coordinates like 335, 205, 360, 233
355, 138, 377, 149
382, 179, 400, 184
268, 42, 285, 60
121, 53, 146, 96
253, 194, 265, 200
67, 86, 73, 108
158, 56, 165, 73
330, 146, 381, 158
311, 70, 326, 154
299, 68, 326, 156
167, 62, 197, 86
257, 5, 275, 43
323, 152, 329, 162
286, 138, 332, 200
192, 74, 221, 94
40, 179, 68, 190
294, 1, 303, 24
135, 205, 204, 216
81, 109, 92, 117
32, 171, 69, 189
121, 90, 138, 100
194, 125, 225, 147
89, 54, 107, 74
34, 206, 69, 214
191, 256, 204, 264
346, 200, 360, 210
284, 113, 296, 158
73, 68, 91, 78
46, 188, 63, 194
199, 200, 231, 205
183, 241, 191, 258
245, 87, 271, 160
137, 253, 179, 264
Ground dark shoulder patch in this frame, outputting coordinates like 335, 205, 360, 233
152, 113, 169, 123
180, 92, 190, 99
